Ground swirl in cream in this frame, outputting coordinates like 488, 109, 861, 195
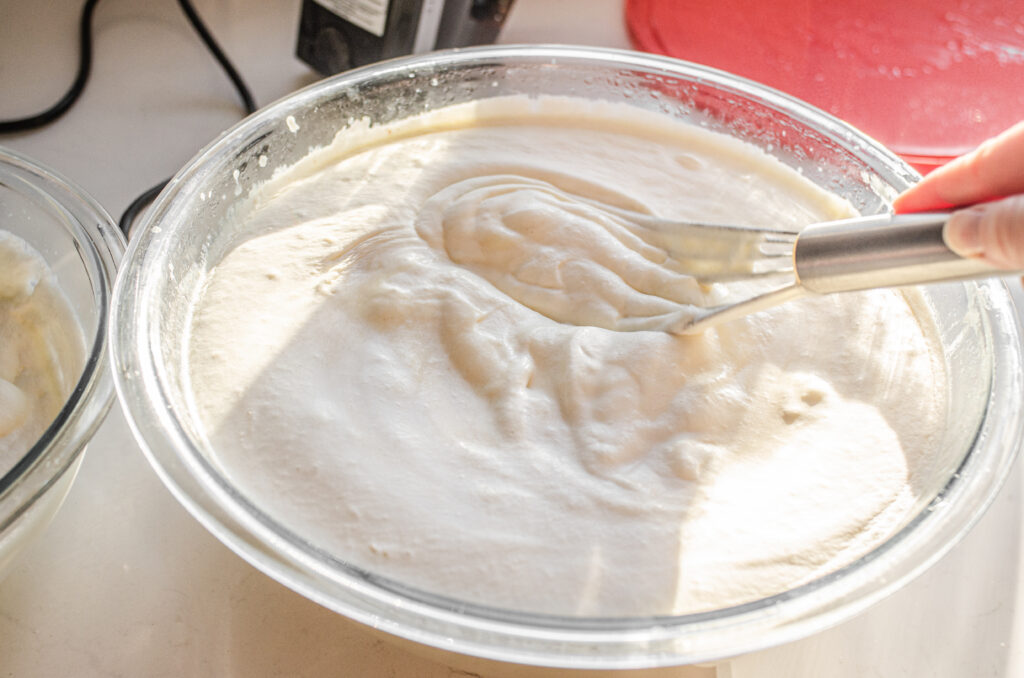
187, 97, 945, 615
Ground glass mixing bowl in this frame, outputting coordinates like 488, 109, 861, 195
0, 147, 124, 577
109, 45, 1024, 668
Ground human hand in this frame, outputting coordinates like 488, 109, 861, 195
893, 121, 1024, 270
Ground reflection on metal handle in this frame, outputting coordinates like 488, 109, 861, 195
794, 211, 1003, 295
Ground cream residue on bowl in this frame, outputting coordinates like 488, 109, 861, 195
185, 96, 947, 616
0, 231, 85, 473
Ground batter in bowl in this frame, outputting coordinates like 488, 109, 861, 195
187, 97, 946, 615
0, 231, 84, 473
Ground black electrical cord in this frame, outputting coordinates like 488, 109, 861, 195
0, 0, 100, 133
121, 0, 258, 236
118, 179, 169, 235
176, 0, 257, 116
0, 0, 258, 235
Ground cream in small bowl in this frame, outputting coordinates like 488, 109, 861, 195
0, 147, 123, 576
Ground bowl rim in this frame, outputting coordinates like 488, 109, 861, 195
0, 145, 125, 531
109, 44, 1024, 668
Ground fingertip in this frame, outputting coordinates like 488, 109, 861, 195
892, 185, 954, 214
893, 151, 979, 213
891, 191, 922, 214
891, 192, 914, 214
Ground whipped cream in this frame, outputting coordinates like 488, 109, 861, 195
0, 231, 84, 474
187, 97, 946, 615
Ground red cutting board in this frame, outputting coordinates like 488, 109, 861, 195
626, 0, 1024, 173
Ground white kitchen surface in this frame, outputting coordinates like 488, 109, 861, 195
2, 1, 1023, 676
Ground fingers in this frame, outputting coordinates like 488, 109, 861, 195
894, 120, 1024, 213
944, 195, 1024, 270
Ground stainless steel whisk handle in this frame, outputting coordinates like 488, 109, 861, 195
794, 211, 1006, 295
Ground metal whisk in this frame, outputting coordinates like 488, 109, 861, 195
665, 211, 1008, 334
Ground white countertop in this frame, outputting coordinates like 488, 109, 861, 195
2, 1, 1023, 676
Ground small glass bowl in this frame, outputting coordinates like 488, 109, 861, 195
0, 147, 124, 577
110, 46, 1024, 668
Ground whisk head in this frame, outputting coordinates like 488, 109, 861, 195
675, 223, 798, 283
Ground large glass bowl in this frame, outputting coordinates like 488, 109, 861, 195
109, 46, 1024, 668
0, 147, 124, 577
